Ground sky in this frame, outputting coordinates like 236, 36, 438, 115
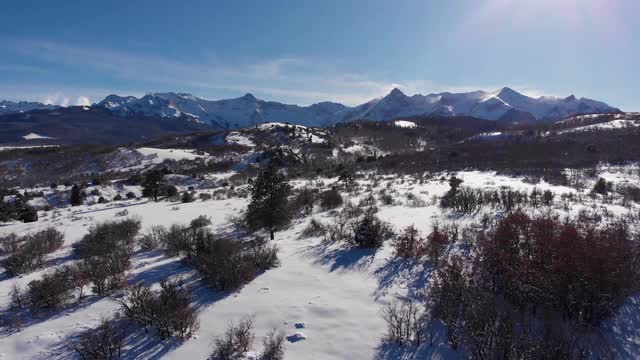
0, 0, 638, 110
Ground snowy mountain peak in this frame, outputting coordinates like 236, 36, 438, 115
240, 93, 257, 101
388, 87, 407, 98
88, 88, 623, 128
496, 87, 524, 99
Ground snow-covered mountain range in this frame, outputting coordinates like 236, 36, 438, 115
0, 100, 59, 116
97, 88, 620, 128
341, 87, 620, 123
98, 93, 350, 129
1, 87, 620, 129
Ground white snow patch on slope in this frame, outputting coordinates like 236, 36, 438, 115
136, 147, 204, 163
0, 145, 59, 152
257, 122, 307, 130
226, 132, 256, 147
559, 119, 640, 134
23, 133, 55, 140
394, 120, 417, 128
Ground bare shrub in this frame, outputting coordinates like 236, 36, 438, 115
26, 265, 78, 310
0, 227, 64, 275
211, 315, 256, 360
9, 282, 24, 310
193, 237, 256, 291
80, 249, 131, 296
161, 219, 279, 292
69, 316, 124, 360
139, 225, 168, 251
73, 219, 139, 295
324, 211, 356, 243
379, 191, 395, 206
261, 329, 285, 360
181, 191, 196, 203
319, 188, 343, 210
249, 240, 280, 270
293, 187, 316, 216
381, 301, 423, 345
358, 192, 377, 207
199, 192, 213, 201
190, 215, 212, 229
164, 224, 192, 256
301, 218, 326, 238
74, 218, 140, 259
423, 211, 640, 358
426, 223, 450, 267
393, 225, 426, 259
120, 280, 199, 340
0, 233, 20, 254
342, 200, 364, 219
115, 209, 129, 217
619, 185, 640, 204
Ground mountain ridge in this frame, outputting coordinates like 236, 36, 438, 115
1, 87, 621, 129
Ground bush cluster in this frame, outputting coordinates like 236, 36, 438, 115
148, 216, 279, 292
23, 263, 87, 310
211, 315, 255, 360
441, 183, 554, 213
292, 187, 317, 216
210, 316, 285, 360
69, 317, 125, 360
74, 218, 141, 295
0, 227, 64, 275
423, 212, 640, 358
120, 280, 199, 340
319, 188, 343, 210
0, 193, 38, 223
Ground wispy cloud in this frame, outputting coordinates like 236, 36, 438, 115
7, 40, 402, 105
0, 83, 144, 106
1, 39, 572, 106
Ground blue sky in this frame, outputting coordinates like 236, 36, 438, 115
0, 0, 638, 110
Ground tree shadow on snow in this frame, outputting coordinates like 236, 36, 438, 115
602, 294, 640, 358
0, 295, 104, 335
303, 241, 376, 272
128, 254, 228, 311
374, 341, 462, 360
32, 253, 231, 359
373, 257, 435, 301
41, 318, 182, 360
374, 321, 463, 360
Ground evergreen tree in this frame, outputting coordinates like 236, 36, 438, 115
338, 170, 354, 187
142, 170, 165, 201
246, 166, 292, 240
70, 184, 83, 206
592, 177, 609, 195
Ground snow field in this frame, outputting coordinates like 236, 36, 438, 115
0, 169, 639, 358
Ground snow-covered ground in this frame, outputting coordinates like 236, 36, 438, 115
0, 145, 59, 152
1, 169, 639, 359
558, 119, 640, 134
22, 133, 55, 140
135, 148, 206, 163
226, 132, 256, 147
394, 120, 416, 129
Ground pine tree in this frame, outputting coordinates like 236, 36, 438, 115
246, 166, 292, 240
70, 184, 83, 206
142, 170, 165, 201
